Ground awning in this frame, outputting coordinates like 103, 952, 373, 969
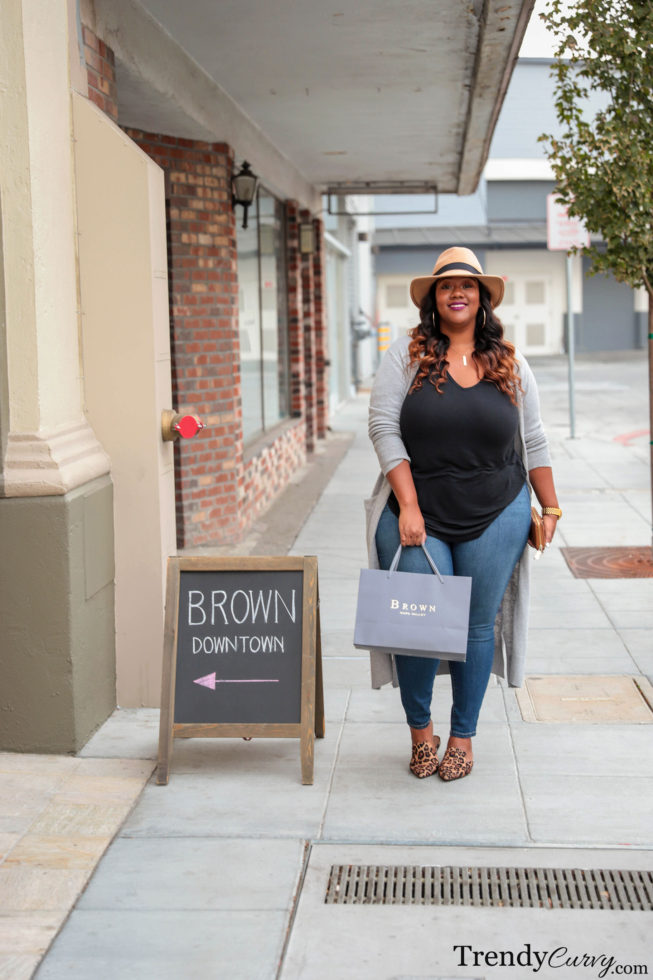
95, 0, 535, 200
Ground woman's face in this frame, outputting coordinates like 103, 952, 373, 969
435, 276, 480, 332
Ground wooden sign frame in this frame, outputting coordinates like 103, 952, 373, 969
157, 555, 324, 786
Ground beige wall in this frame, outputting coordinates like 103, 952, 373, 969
73, 94, 176, 707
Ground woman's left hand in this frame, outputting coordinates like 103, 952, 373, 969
528, 467, 561, 550
542, 514, 558, 546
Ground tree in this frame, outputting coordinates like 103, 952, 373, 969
539, 0, 653, 546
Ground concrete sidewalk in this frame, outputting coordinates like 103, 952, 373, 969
3, 352, 653, 979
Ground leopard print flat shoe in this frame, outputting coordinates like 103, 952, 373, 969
409, 736, 441, 778
437, 745, 473, 781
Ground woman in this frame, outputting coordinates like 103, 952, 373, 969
366, 247, 561, 782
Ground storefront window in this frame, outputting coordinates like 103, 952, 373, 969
237, 189, 289, 443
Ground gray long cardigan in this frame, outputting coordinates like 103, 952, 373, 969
365, 335, 551, 690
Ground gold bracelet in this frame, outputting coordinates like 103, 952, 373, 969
541, 506, 562, 519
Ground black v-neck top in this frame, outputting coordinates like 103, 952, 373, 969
388, 373, 526, 542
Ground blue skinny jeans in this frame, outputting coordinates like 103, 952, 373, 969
375, 483, 531, 738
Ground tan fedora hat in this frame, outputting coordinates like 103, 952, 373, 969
409, 247, 505, 309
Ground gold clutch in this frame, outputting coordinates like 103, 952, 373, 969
528, 507, 546, 552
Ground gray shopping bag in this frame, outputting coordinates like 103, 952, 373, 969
354, 544, 471, 660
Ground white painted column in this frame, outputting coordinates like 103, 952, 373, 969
0, 0, 109, 496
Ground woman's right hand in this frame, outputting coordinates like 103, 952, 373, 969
385, 461, 426, 547
398, 501, 426, 547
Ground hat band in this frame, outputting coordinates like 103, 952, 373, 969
434, 261, 482, 276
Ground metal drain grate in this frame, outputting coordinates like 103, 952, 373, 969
324, 865, 653, 910
562, 546, 653, 579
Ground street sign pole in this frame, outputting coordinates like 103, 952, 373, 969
546, 194, 590, 440
566, 252, 576, 439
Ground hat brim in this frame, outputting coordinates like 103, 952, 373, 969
409, 272, 505, 309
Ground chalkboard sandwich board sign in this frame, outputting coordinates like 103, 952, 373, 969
157, 555, 324, 785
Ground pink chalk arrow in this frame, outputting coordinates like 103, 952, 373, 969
193, 672, 279, 688
193, 672, 217, 690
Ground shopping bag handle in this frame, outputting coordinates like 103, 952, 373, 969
388, 544, 444, 583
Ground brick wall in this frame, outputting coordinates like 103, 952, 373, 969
286, 201, 305, 424
240, 421, 307, 525
300, 209, 318, 453
123, 131, 242, 547
81, 25, 118, 121
312, 217, 329, 439
77, 26, 321, 548
123, 132, 310, 547
77, 31, 322, 548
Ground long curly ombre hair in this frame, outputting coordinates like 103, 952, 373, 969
408, 281, 522, 404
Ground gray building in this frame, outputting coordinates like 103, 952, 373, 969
373, 57, 648, 355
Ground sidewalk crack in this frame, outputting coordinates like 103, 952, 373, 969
503, 683, 535, 844
275, 838, 312, 980
316, 688, 350, 842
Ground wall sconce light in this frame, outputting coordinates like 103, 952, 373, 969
299, 221, 315, 255
231, 161, 258, 229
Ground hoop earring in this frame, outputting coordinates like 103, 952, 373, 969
480, 308, 486, 329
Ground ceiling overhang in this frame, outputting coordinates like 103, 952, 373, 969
94, 0, 535, 204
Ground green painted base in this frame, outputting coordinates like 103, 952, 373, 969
0, 475, 116, 752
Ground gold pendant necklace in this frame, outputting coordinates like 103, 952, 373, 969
450, 347, 474, 366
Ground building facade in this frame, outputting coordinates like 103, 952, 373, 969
374, 58, 648, 355
0, 0, 535, 751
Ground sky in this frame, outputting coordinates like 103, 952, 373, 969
519, 0, 558, 58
